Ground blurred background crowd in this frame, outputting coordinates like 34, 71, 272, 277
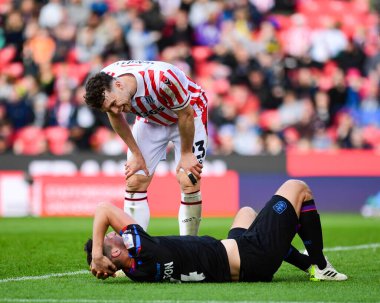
0, 0, 380, 156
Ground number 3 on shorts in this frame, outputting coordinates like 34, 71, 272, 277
192, 140, 206, 163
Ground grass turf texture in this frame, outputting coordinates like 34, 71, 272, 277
0, 214, 379, 303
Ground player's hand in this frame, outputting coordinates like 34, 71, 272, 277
91, 256, 117, 280
176, 152, 203, 183
125, 154, 149, 179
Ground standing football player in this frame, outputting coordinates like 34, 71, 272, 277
84, 60, 208, 236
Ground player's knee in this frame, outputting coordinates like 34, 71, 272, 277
96, 201, 113, 211
240, 206, 257, 219
126, 175, 150, 191
284, 179, 313, 200
176, 171, 200, 193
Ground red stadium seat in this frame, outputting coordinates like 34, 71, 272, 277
259, 110, 280, 131
44, 126, 70, 155
0, 45, 16, 66
4, 62, 24, 78
191, 46, 213, 63
90, 127, 112, 152
53, 63, 91, 85
362, 126, 380, 147
13, 126, 47, 155
350, 0, 370, 15
297, 0, 323, 16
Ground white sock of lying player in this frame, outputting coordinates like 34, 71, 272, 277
178, 191, 202, 236
124, 191, 150, 231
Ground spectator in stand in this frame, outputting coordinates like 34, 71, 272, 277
102, 23, 129, 60
139, 0, 165, 33
229, 46, 257, 85
232, 5, 253, 44
234, 114, 263, 155
3, 9, 25, 62
193, 7, 222, 47
19, 0, 39, 24
4, 86, 35, 130
45, 86, 77, 129
51, 22, 77, 63
313, 90, 333, 129
22, 75, 48, 127
75, 25, 103, 63
336, 112, 356, 149
23, 27, 56, 66
335, 38, 367, 75
278, 90, 306, 128
326, 67, 347, 115
311, 128, 335, 150
354, 80, 380, 128
126, 17, 161, 60
188, 0, 220, 28
66, 0, 90, 27
282, 13, 311, 59
0, 104, 12, 153
38, 0, 64, 29
310, 17, 348, 64
254, 20, 281, 55
69, 85, 98, 151
38, 62, 55, 96
263, 132, 284, 155
247, 66, 277, 109
160, 9, 194, 49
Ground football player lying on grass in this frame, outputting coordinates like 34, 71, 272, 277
84, 179, 347, 282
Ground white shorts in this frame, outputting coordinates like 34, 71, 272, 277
127, 117, 208, 175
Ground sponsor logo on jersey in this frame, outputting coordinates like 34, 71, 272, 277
163, 261, 174, 279
273, 200, 287, 214
142, 95, 155, 105
136, 106, 165, 118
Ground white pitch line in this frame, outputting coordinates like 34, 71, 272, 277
0, 270, 89, 283
0, 243, 379, 284
0, 300, 365, 303
324, 243, 380, 252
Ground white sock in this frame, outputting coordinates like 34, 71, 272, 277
124, 191, 150, 231
178, 191, 202, 236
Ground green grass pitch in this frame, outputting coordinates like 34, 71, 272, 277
0, 214, 379, 303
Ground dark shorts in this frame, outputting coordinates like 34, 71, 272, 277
228, 195, 299, 282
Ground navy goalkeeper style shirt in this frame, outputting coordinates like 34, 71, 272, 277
119, 224, 231, 282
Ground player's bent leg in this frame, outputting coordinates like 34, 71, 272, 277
125, 174, 154, 231
177, 171, 202, 236
274, 179, 313, 217
230, 207, 257, 230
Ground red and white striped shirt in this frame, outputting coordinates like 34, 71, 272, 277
102, 60, 208, 126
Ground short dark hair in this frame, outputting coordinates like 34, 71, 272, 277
84, 238, 113, 266
84, 72, 114, 109
84, 238, 93, 266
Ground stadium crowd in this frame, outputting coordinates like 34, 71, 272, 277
0, 0, 380, 156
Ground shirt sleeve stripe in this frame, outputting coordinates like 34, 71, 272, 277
139, 71, 149, 95
150, 70, 173, 107
168, 69, 187, 95
171, 96, 191, 111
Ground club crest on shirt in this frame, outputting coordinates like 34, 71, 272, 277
163, 76, 172, 86
273, 200, 287, 214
